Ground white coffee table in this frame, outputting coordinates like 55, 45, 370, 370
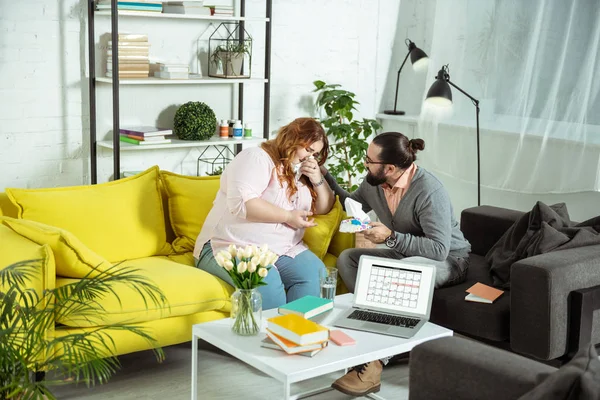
191, 293, 452, 400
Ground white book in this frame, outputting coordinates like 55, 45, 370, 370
155, 71, 189, 79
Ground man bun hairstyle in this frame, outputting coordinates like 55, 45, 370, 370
372, 132, 425, 169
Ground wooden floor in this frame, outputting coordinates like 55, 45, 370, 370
52, 340, 411, 399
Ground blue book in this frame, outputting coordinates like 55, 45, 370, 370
278, 295, 333, 319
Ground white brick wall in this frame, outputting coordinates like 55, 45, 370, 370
0, 0, 398, 187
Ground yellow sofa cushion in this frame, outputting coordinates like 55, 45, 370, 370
0, 223, 55, 297
1, 217, 112, 278
303, 197, 343, 260
55, 256, 233, 327
160, 171, 220, 253
6, 166, 172, 262
0, 192, 18, 218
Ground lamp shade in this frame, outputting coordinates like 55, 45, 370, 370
425, 78, 453, 107
410, 47, 429, 72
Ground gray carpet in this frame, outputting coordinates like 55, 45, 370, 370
52, 340, 410, 399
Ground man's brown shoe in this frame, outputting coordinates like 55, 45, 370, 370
331, 361, 383, 396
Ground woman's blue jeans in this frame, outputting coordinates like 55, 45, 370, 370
195, 241, 325, 310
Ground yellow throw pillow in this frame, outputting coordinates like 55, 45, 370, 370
160, 171, 220, 253
303, 197, 343, 260
6, 166, 172, 262
1, 217, 112, 278
0, 223, 55, 295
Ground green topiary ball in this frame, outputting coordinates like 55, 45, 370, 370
173, 101, 217, 141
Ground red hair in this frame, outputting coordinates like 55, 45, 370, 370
261, 118, 328, 213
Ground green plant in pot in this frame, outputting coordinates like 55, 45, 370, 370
173, 101, 217, 141
210, 42, 251, 78
313, 80, 382, 191
0, 259, 168, 399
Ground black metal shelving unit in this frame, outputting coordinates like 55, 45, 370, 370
86, 0, 273, 183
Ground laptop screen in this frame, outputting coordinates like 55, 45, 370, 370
354, 257, 435, 317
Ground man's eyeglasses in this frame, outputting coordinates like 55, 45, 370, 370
365, 156, 387, 165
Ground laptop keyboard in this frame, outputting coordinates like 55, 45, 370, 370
348, 310, 421, 328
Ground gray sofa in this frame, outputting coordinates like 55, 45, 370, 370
409, 336, 556, 400
431, 205, 600, 362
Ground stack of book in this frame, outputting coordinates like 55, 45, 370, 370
263, 313, 329, 357
119, 126, 173, 145
162, 0, 211, 15
206, 4, 233, 16
96, 0, 163, 12
106, 34, 150, 79
154, 62, 189, 79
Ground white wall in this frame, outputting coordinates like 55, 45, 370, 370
0, 0, 398, 186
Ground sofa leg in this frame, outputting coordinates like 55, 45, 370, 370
34, 371, 45, 382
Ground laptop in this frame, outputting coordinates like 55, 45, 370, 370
332, 255, 436, 338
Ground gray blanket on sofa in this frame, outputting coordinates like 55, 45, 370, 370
486, 201, 600, 288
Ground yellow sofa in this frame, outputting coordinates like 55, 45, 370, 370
0, 166, 353, 357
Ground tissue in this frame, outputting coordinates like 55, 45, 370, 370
294, 155, 314, 180
339, 198, 372, 233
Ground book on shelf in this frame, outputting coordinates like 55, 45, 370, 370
123, 134, 168, 141
162, 4, 211, 15
266, 314, 329, 346
107, 57, 150, 64
120, 135, 172, 145
108, 41, 150, 47
107, 63, 150, 72
106, 71, 149, 78
115, 33, 149, 42
96, 1, 163, 11
108, 49, 150, 57
277, 295, 333, 319
120, 126, 173, 137
154, 70, 189, 79
465, 282, 504, 304
156, 63, 189, 73
263, 333, 327, 356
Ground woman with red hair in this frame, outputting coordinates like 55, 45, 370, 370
194, 118, 334, 309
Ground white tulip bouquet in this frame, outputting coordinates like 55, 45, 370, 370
214, 244, 278, 289
214, 244, 278, 335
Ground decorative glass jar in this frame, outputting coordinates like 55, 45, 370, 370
230, 288, 262, 336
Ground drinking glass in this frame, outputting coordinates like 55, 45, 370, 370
320, 267, 338, 301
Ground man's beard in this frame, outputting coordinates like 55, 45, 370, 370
366, 167, 387, 186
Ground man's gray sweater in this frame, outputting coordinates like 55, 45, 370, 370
325, 167, 470, 261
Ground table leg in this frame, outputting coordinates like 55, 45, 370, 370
191, 333, 198, 400
284, 378, 291, 400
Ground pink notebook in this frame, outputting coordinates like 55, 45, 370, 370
330, 330, 356, 346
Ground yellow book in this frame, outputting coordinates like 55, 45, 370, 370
267, 314, 329, 345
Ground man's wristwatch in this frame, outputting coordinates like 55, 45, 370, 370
385, 233, 397, 248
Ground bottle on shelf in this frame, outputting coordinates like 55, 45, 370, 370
243, 123, 253, 139
219, 119, 229, 139
233, 120, 243, 138
228, 120, 234, 138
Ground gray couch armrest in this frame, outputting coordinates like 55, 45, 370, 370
460, 206, 523, 256
510, 244, 600, 360
409, 336, 555, 400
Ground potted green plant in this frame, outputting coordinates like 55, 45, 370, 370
313, 80, 382, 190
210, 42, 251, 78
173, 101, 217, 141
0, 259, 167, 399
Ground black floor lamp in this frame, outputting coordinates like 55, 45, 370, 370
424, 65, 481, 206
384, 39, 429, 115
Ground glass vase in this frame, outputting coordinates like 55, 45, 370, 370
230, 288, 262, 336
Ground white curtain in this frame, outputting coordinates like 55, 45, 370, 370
417, 0, 600, 194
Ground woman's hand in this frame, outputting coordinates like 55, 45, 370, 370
285, 210, 317, 229
299, 157, 322, 184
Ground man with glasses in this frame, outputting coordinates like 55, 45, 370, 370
323, 131, 471, 397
